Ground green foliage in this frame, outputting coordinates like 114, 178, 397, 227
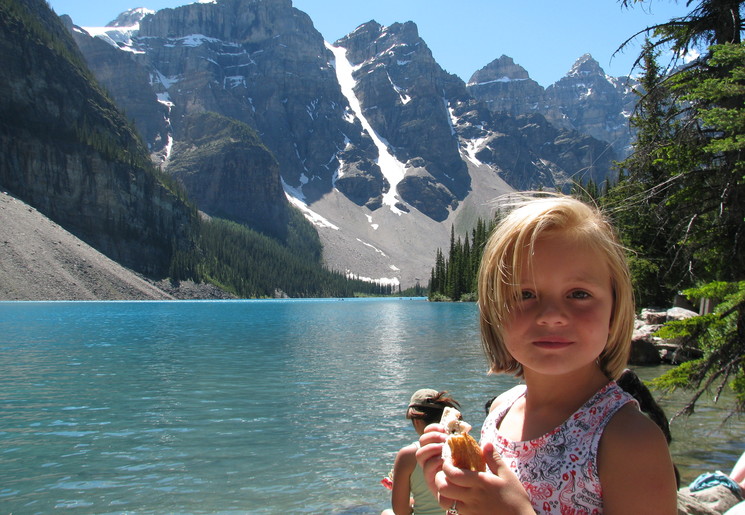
650, 281, 745, 415
651, 359, 706, 390
608, 42, 745, 302
400, 282, 427, 297
169, 216, 390, 298
619, 0, 743, 58
285, 207, 323, 262
662, 43, 745, 282
3, 0, 93, 81
606, 39, 682, 307
612, 2, 745, 416
427, 215, 499, 301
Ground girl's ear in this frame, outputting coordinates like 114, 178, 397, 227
412, 418, 428, 434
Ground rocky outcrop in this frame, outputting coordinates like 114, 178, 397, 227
64, 17, 171, 161
56, 0, 625, 286
0, 0, 195, 277
70, 2, 620, 223
167, 111, 291, 241
451, 102, 618, 191
629, 307, 702, 365
138, 0, 360, 204
467, 55, 545, 118
678, 485, 743, 515
544, 54, 637, 157
335, 21, 470, 220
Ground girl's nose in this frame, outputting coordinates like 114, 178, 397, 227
536, 299, 568, 325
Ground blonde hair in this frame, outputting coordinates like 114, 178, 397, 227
477, 194, 634, 379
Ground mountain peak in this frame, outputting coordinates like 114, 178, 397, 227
107, 7, 154, 28
468, 54, 531, 86
568, 53, 603, 77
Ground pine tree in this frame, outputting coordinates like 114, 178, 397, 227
607, 39, 682, 306
616, 0, 745, 415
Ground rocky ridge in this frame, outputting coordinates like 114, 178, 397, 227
62, 0, 622, 288
468, 54, 638, 156
1, 0, 642, 297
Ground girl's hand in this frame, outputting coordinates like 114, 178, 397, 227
415, 423, 448, 495
434, 442, 534, 515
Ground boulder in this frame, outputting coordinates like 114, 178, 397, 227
629, 336, 662, 365
678, 485, 742, 515
630, 306, 703, 365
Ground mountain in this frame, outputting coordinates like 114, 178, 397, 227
0, 0, 195, 278
2, 0, 383, 300
58, 0, 625, 288
468, 54, 639, 156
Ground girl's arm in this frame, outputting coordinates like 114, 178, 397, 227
729, 451, 745, 491
389, 443, 417, 514
599, 404, 678, 515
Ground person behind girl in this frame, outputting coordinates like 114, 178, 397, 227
382, 389, 461, 515
416, 194, 678, 514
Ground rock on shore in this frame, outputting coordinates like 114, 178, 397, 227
629, 306, 702, 366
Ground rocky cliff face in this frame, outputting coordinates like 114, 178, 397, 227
137, 0, 358, 205
334, 21, 470, 221
0, 0, 195, 277
467, 55, 546, 118
468, 54, 638, 156
167, 111, 292, 241
65, 16, 171, 160
544, 54, 637, 156
70, 0, 619, 213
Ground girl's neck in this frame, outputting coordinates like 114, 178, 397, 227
501, 365, 610, 442
522, 365, 610, 414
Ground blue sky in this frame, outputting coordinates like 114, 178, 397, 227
46, 0, 692, 87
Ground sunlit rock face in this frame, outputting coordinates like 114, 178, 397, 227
469, 54, 638, 157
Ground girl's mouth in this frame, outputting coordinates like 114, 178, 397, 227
533, 338, 573, 349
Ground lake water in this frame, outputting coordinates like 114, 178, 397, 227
1, 298, 743, 514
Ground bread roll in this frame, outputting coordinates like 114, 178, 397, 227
440, 407, 485, 472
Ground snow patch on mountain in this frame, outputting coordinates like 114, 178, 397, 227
282, 179, 339, 230
77, 25, 142, 53
326, 41, 408, 216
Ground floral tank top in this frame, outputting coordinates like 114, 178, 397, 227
480, 382, 637, 514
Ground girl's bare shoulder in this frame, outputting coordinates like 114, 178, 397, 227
599, 404, 678, 513
603, 402, 666, 446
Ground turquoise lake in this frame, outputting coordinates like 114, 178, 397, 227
1, 298, 743, 513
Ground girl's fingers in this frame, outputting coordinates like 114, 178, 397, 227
482, 441, 520, 485
415, 443, 443, 471
434, 470, 468, 511
421, 422, 447, 437
441, 456, 483, 486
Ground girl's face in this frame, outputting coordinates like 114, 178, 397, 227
503, 233, 614, 379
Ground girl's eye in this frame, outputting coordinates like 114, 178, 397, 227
521, 290, 536, 300
570, 290, 591, 299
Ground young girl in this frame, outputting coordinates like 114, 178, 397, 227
416, 195, 678, 514
382, 389, 461, 515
